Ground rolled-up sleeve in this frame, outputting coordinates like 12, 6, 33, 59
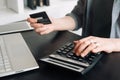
66, 0, 86, 31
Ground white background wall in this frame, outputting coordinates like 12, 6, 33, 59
0, 0, 6, 8
0, 0, 82, 35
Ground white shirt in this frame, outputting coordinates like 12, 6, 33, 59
110, 0, 120, 38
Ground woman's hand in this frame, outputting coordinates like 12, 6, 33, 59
73, 36, 116, 57
27, 18, 56, 35
27, 16, 76, 35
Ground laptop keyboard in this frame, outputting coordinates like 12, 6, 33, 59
0, 33, 39, 77
41, 42, 103, 74
0, 37, 12, 73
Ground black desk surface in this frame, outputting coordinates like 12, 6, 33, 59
1, 30, 120, 80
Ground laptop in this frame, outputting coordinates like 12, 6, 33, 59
0, 21, 33, 35
0, 33, 39, 77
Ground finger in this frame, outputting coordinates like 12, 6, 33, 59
75, 40, 91, 56
30, 23, 44, 28
81, 43, 96, 57
40, 30, 49, 35
73, 40, 79, 44
79, 36, 93, 43
73, 41, 82, 54
27, 18, 37, 23
39, 25, 54, 35
27, 18, 31, 22
73, 36, 93, 52
73, 40, 79, 52
35, 27, 47, 33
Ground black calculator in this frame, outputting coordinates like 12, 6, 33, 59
41, 42, 103, 74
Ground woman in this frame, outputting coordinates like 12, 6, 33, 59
27, 0, 120, 57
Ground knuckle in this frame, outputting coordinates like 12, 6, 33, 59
35, 28, 40, 32
84, 41, 89, 45
89, 36, 93, 38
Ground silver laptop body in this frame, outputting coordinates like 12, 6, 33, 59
0, 21, 33, 35
0, 33, 39, 77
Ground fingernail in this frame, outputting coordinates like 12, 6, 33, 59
74, 40, 79, 43
81, 53, 85, 57
75, 53, 79, 56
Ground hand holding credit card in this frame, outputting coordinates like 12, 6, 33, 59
30, 11, 52, 24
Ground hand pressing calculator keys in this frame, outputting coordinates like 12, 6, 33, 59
30, 11, 51, 24
40, 42, 103, 74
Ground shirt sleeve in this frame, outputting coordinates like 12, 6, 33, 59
66, 0, 86, 31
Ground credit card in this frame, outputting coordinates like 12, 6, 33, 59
30, 11, 51, 24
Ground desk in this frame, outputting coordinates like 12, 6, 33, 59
0, 30, 120, 80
